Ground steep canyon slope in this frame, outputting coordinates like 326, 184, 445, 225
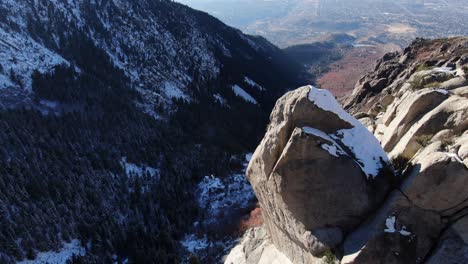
0, 0, 305, 263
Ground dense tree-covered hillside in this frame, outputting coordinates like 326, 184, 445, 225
0, 0, 306, 263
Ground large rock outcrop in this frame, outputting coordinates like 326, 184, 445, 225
245, 85, 394, 263
341, 38, 468, 264
227, 37, 468, 264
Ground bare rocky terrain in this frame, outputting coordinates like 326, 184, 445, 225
226, 37, 468, 264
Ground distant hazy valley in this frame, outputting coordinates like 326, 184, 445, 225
178, 0, 468, 48
178, 0, 468, 99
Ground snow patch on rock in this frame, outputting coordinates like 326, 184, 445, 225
434, 67, 455, 73
384, 216, 412, 236
434, 89, 449, 95
303, 127, 347, 158
308, 86, 390, 178
341, 245, 366, 264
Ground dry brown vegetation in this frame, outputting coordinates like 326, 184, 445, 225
237, 205, 264, 235
317, 43, 400, 98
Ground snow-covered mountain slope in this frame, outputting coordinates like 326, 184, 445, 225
0, 0, 302, 115
0, 27, 68, 90
181, 154, 256, 262
0, 1, 305, 263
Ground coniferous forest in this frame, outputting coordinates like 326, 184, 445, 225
0, 0, 305, 263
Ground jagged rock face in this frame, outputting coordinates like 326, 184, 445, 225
246, 86, 394, 263
342, 37, 468, 264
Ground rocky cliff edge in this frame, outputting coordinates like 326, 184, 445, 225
226, 37, 468, 264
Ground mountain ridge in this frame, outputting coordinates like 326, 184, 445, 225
0, 1, 306, 263
0, 0, 303, 114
